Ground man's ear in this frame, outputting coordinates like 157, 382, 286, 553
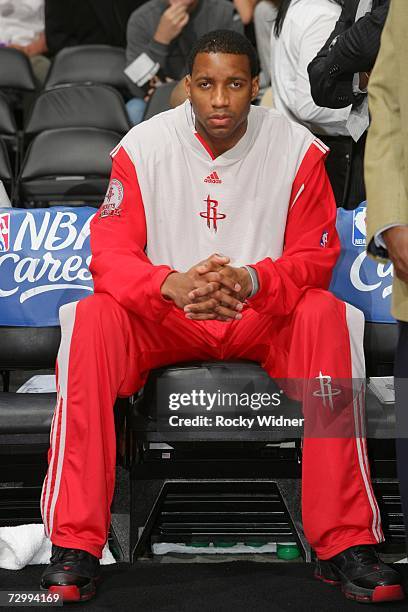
185, 75, 192, 100
251, 76, 260, 101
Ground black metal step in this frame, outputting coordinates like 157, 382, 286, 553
145, 482, 301, 552
0, 485, 42, 525
373, 482, 406, 551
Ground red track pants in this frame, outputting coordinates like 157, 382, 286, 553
41, 289, 384, 560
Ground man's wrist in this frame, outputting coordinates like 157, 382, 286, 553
153, 32, 171, 46
160, 271, 179, 301
241, 266, 259, 298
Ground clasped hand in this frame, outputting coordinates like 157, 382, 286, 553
161, 253, 252, 321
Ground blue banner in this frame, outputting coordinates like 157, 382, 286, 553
0, 207, 94, 326
329, 204, 395, 323
0, 204, 396, 327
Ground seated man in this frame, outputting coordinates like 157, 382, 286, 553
39, 30, 404, 604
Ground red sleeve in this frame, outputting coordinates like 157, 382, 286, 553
89, 146, 175, 322
247, 141, 340, 317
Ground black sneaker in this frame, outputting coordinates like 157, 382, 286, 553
40, 545, 100, 603
315, 545, 405, 603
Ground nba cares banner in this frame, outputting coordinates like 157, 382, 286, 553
0, 207, 94, 326
330, 204, 395, 324
0, 204, 395, 326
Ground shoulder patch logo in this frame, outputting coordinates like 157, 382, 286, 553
320, 231, 329, 248
99, 179, 124, 218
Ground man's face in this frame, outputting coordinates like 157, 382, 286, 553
186, 52, 259, 144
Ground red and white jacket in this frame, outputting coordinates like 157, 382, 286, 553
90, 101, 340, 322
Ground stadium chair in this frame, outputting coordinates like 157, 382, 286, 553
0, 323, 60, 525
0, 138, 13, 201
17, 127, 120, 207
143, 82, 178, 121
24, 84, 131, 142
0, 91, 20, 179
0, 48, 36, 93
44, 45, 129, 94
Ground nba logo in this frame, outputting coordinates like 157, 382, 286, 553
352, 206, 367, 246
0, 213, 10, 252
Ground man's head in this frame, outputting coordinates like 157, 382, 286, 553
185, 30, 260, 152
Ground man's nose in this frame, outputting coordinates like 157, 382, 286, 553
212, 86, 229, 108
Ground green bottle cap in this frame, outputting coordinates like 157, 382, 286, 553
213, 540, 237, 548
277, 543, 301, 560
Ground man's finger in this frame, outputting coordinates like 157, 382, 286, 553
214, 304, 242, 320
217, 272, 241, 293
166, 4, 189, 21
184, 300, 241, 320
185, 312, 219, 321
188, 282, 221, 300
184, 298, 218, 314
394, 264, 408, 284
196, 257, 229, 275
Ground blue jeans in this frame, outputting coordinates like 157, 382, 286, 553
126, 97, 147, 126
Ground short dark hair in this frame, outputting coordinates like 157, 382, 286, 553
187, 30, 259, 77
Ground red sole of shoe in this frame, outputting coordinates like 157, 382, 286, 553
343, 584, 405, 604
316, 573, 405, 603
48, 585, 96, 603
372, 585, 405, 603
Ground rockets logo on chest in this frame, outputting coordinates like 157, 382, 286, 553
199, 195, 226, 232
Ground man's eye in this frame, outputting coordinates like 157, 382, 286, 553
231, 82, 242, 88
199, 82, 210, 89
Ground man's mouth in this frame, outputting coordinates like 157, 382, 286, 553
208, 115, 233, 127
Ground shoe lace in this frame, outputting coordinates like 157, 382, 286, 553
50, 547, 86, 565
352, 546, 380, 567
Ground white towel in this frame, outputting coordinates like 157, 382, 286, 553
0, 524, 116, 570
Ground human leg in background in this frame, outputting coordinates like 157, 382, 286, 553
253, 0, 278, 90
126, 97, 147, 126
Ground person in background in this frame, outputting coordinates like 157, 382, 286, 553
253, 0, 280, 91
365, 0, 408, 564
270, 0, 351, 203
125, 0, 243, 125
232, 0, 258, 25
308, 0, 389, 209
0, 0, 49, 84
230, 0, 280, 92
44, 0, 147, 56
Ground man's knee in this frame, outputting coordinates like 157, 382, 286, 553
59, 293, 125, 334
295, 289, 342, 325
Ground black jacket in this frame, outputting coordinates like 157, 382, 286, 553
308, 0, 389, 110
45, 0, 147, 56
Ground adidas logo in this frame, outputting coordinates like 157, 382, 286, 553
204, 171, 222, 184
